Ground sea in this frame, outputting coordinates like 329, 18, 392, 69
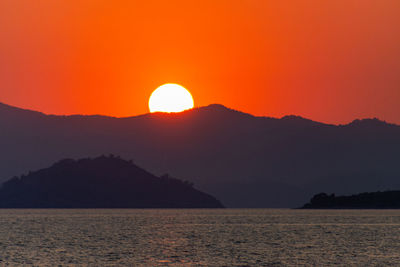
0, 209, 399, 266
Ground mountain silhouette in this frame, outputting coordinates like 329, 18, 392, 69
0, 102, 399, 207
301, 191, 400, 209
0, 155, 223, 208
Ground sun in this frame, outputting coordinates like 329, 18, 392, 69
149, 83, 194, 113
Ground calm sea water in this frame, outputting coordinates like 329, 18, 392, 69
0, 209, 400, 266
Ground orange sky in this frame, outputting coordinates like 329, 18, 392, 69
0, 0, 399, 124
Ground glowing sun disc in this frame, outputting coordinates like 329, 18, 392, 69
149, 83, 194, 113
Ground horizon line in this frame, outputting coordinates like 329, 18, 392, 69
0, 101, 396, 127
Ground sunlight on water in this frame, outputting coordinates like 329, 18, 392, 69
0, 209, 400, 266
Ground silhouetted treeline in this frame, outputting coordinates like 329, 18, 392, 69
301, 191, 400, 209
0, 155, 224, 208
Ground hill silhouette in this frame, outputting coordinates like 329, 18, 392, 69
302, 191, 400, 209
0, 155, 224, 208
0, 102, 399, 207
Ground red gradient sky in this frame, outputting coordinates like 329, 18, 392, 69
0, 0, 399, 124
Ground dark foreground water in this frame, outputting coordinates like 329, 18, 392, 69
0, 209, 400, 266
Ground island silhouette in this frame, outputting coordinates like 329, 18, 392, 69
0, 102, 399, 207
302, 191, 400, 209
0, 155, 224, 208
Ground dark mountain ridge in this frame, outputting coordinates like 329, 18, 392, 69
0, 155, 223, 208
0, 102, 399, 207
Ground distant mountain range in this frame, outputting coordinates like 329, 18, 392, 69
0, 156, 223, 208
301, 191, 400, 209
1, 102, 399, 207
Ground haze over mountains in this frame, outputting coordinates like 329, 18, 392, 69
1, 102, 399, 207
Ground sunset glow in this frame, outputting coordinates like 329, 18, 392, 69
0, 1, 399, 123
